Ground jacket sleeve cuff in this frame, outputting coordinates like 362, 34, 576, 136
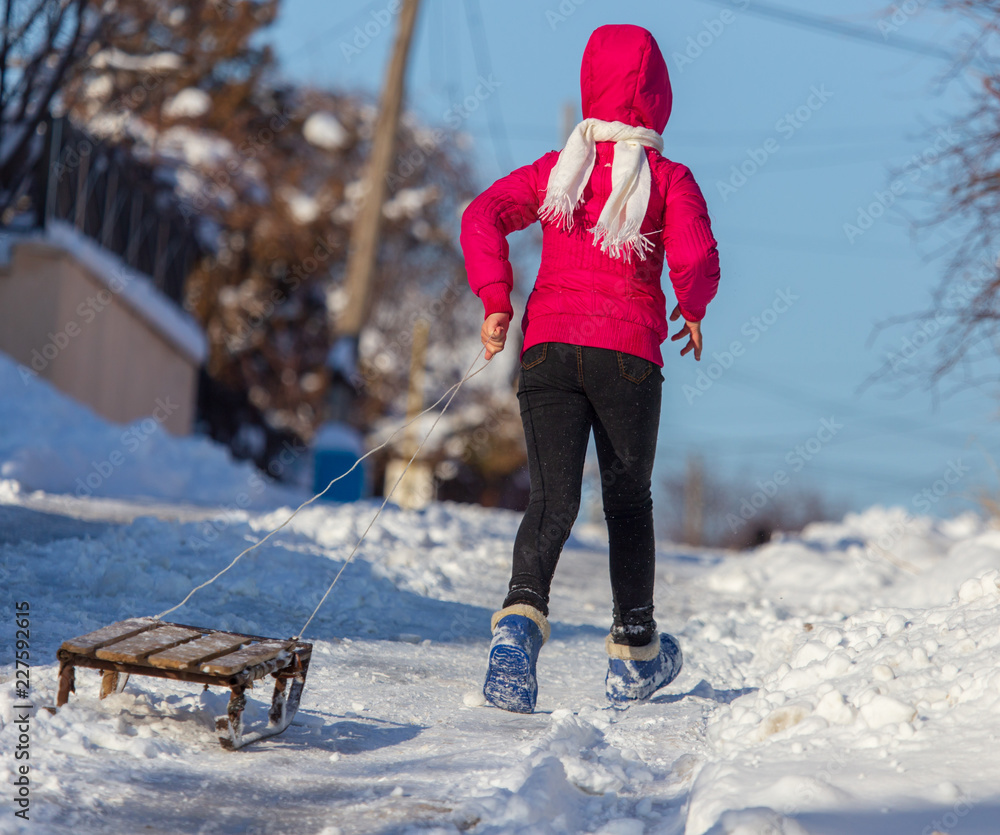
478, 283, 514, 319
678, 305, 705, 323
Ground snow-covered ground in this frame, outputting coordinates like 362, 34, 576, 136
2, 354, 1000, 835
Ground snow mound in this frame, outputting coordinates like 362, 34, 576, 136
683, 513, 1000, 835
0, 351, 300, 506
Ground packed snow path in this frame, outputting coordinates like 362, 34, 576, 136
3, 357, 1000, 834
3, 486, 1000, 835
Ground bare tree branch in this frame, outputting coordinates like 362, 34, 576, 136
866, 1, 1000, 401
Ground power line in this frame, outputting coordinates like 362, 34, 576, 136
718, 227, 911, 260
695, 0, 956, 63
284, 1, 384, 66
713, 366, 983, 451
462, 0, 513, 174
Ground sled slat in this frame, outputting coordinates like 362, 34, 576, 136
201, 641, 291, 675
96, 625, 202, 663
147, 633, 249, 670
60, 618, 159, 657
57, 619, 312, 751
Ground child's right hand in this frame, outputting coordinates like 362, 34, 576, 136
482, 312, 511, 360
669, 305, 703, 361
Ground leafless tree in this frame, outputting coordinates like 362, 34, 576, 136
0, 0, 103, 215
865, 2, 1000, 402
660, 458, 837, 550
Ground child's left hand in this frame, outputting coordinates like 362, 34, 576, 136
669, 305, 703, 361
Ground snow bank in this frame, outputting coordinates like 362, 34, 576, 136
0, 351, 299, 506
683, 509, 1000, 834
701, 507, 994, 613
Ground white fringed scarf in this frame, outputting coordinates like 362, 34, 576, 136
538, 118, 663, 261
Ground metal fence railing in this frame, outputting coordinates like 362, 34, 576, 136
25, 115, 202, 306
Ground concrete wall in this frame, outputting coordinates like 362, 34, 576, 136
0, 239, 200, 435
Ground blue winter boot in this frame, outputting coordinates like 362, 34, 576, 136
483, 604, 550, 713
605, 632, 683, 708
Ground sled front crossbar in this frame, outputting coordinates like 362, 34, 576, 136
56, 618, 312, 750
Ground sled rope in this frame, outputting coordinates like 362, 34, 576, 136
155, 346, 489, 624
294, 347, 482, 639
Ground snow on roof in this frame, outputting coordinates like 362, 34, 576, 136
303, 112, 349, 151
156, 126, 235, 169
45, 220, 208, 365
163, 88, 212, 120
90, 48, 183, 72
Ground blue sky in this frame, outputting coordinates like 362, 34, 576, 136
267, 0, 999, 519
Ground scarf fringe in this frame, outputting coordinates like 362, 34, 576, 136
589, 220, 656, 262
538, 194, 576, 232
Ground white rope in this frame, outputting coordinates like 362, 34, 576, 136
294, 347, 487, 640
154, 346, 489, 622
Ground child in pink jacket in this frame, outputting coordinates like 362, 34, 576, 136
461, 24, 720, 712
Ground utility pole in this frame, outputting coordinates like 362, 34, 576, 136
327, 0, 422, 417
561, 100, 576, 146
383, 319, 434, 509
314, 0, 421, 501
683, 454, 704, 547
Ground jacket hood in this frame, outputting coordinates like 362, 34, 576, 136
580, 25, 672, 134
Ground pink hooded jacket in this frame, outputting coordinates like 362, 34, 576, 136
460, 24, 720, 366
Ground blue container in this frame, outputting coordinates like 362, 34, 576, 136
312, 422, 366, 502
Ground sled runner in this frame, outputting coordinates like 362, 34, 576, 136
56, 618, 312, 750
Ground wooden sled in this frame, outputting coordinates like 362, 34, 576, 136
56, 618, 312, 750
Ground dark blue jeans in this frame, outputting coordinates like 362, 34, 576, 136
504, 342, 663, 646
